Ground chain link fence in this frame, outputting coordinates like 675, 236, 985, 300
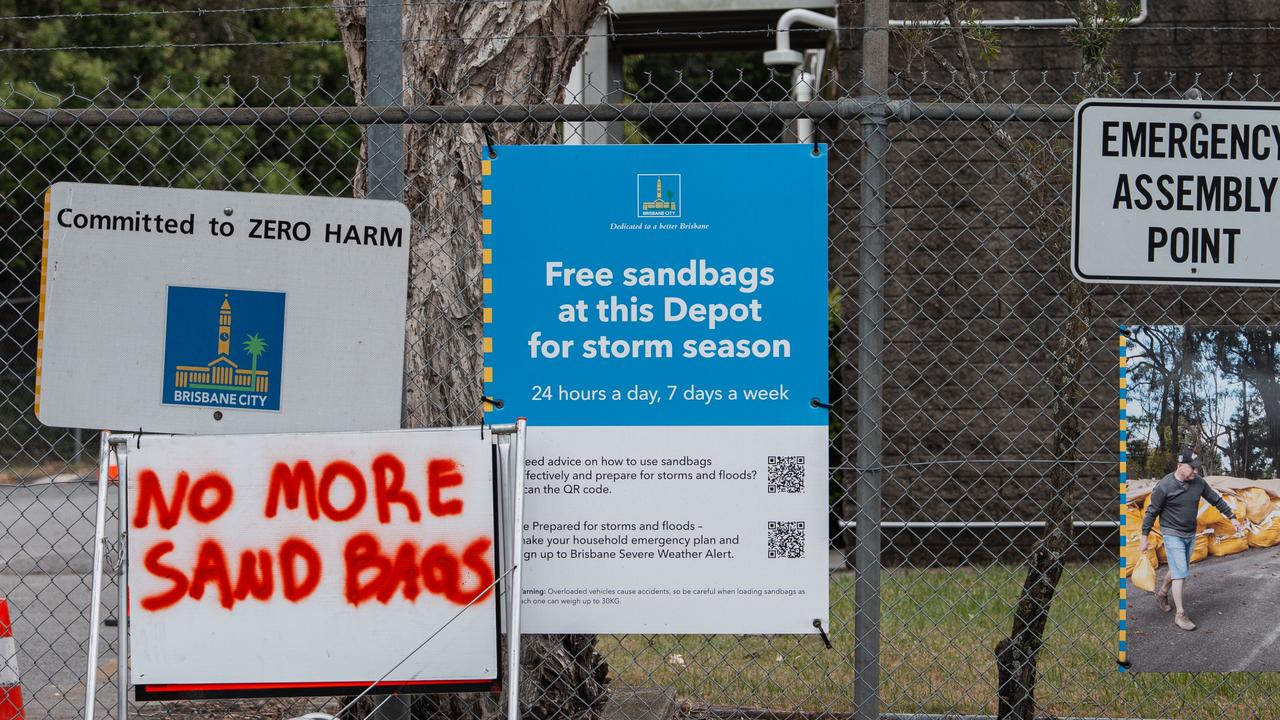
3, 67, 1280, 720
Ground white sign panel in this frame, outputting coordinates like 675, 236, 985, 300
37, 183, 410, 434
519, 425, 828, 633
485, 145, 829, 633
1073, 99, 1280, 285
127, 429, 499, 699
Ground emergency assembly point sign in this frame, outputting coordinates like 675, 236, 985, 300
37, 183, 410, 435
1073, 99, 1280, 285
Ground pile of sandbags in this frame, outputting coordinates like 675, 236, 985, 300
1207, 494, 1249, 557
1120, 503, 1159, 578
1247, 506, 1280, 548
1123, 476, 1280, 575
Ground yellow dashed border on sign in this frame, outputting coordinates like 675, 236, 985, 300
1118, 330, 1129, 668
35, 187, 52, 418
481, 154, 495, 415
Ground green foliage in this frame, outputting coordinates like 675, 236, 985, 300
956, 6, 1002, 64
894, 1, 1003, 73
1127, 326, 1280, 480
0, 1, 360, 429
1064, 0, 1141, 94
622, 51, 790, 144
0, 1, 357, 278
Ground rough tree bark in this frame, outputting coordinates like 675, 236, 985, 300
991, 275, 1088, 720
332, 2, 609, 719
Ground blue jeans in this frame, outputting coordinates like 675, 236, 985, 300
1164, 534, 1194, 581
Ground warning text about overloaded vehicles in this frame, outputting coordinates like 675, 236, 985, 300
530, 259, 787, 360
1100, 119, 1280, 266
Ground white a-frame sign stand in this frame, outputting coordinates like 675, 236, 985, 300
83, 420, 530, 720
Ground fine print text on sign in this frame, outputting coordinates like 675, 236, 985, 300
484, 145, 829, 634
1073, 99, 1280, 285
37, 183, 410, 434
127, 429, 499, 700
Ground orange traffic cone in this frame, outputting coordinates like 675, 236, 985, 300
0, 598, 24, 720
107, 447, 119, 483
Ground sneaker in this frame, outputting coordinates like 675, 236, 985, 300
1174, 613, 1197, 631
1156, 592, 1171, 612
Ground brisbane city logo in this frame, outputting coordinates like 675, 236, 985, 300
637, 173, 681, 218
161, 286, 286, 412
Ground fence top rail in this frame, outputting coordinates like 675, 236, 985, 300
0, 99, 1077, 128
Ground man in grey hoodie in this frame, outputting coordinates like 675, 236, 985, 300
1139, 451, 1237, 631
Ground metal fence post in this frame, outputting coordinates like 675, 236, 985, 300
367, 0, 406, 203
854, 2, 888, 720
366, 7, 409, 720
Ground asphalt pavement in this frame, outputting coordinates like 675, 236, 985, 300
1128, 545, 1280, 672
0, 478, 118, 720
0, 478, 659, 720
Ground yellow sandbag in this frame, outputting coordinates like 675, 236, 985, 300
1122, 502, 1145, 532
1197, 499, 1226, 530
1123, 544, 1160, 578
1191, 532, 1210, 563
1121, 503, 1160, 577
1240, 487, 1276, 525
1248, 521, 1280, 548
1131, 552, 1157, 592
1209, 495, 1247, 536
1248, 508, 1280, 548
1121, 528, 1160, 577
1209, 529, 1249, 557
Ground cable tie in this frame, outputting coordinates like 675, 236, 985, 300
482, 125, 497, 158
813, 619, 833, 649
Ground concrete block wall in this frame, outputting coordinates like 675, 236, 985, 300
829, 0, 1280, 562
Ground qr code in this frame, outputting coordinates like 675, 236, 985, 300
767, 455, 805, 493
768, 521, 805, 559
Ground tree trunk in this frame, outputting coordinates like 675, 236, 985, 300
1250, 372, 1280, 472
1241, 381, 1251, 477
985, 3, 1125, 712
993, 277, 1087, 719
832, 0, 865, 559
1170, 335, 1183, 453
1241, 331, 1280, 471
333, 2, 609, 719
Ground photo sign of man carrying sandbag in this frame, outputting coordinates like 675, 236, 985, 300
1140, 451, 1239, 631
